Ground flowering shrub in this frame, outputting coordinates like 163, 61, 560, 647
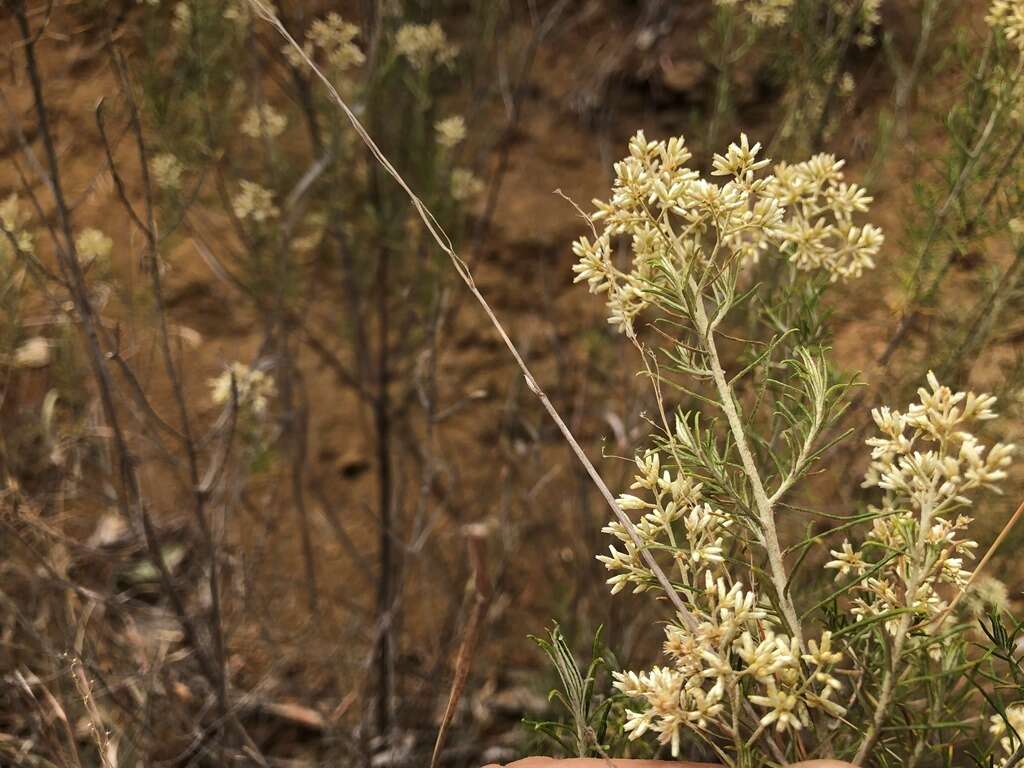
571, 132, 1017, 765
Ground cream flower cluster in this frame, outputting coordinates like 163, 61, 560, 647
76, 228, 113, 266
395, 21, 457, 71
859, 0, 883, 47
601, 451, 846, 755
987, 0, 1024, 51
763, 153, 881, 278
435, 115, 466, 149
990, 704, 1024, 767
827, 373, 1015, 637
281, 12, 364, 76
571, 131, 882, 334
209, 362, 276, 416
308, 13, 365, 72
597, 450, 717, 595
714, 0, 880, 40
450, 167, 483, 202
714, 0, 795, 28
150, 153, 184, 190
233, 180, 279, 222
241, 104, 287, 140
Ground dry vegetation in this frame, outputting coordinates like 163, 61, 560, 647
0, 0, 1023, 766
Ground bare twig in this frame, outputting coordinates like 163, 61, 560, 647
10, 9, 265, 762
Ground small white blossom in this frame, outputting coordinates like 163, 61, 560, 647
233, 180, 279, 222
241, 104, 287, 139
150, 153, 184, 190
209, 362, 276, 416
450, 167, 483, 201
715, 0, 795, 27
75, 228, 113, 265
750, 685, 803, 732
435, 115, 466, 149
395, 21, 457, 71
836, 373, 1014, 636
991, 703, 1024, 764
824, 539, 868, 579
308, 12, 365, 72
966, 575, 1010, 614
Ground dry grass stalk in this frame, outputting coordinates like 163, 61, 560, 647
430, 527, 493, 768
246, 0, 700, 634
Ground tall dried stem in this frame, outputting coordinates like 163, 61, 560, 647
248, 0, 700, 633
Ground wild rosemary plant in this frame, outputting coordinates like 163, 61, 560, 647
570, 130, 1017, 766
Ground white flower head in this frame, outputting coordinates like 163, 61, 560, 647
209, 361, 276, 416
450, 167, 483, 201
241, 104, 287, 140
435, 115, 466, 149
233, 180, 279, 222
574, 131, 882, 335
150, 153, 184, 190
172, 2, 191, 34
308, 12, 365, 72
395, 21, 457, 71
75, 228, 113, 265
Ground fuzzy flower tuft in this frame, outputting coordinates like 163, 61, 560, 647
395, 21, 457, 71
224, 0, 276, 26
435, 115, 467, 149
308, 12, 365, 72
450, 167, 483, 202
233, 180, 279, 222
209, 362, 276, 416
75, 228, 113, 265
715, 0, 795, 27
241, 104, 287, 139
991, 704, 1024, 766
150, 153, 184, 190
171, 2, 191, 35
